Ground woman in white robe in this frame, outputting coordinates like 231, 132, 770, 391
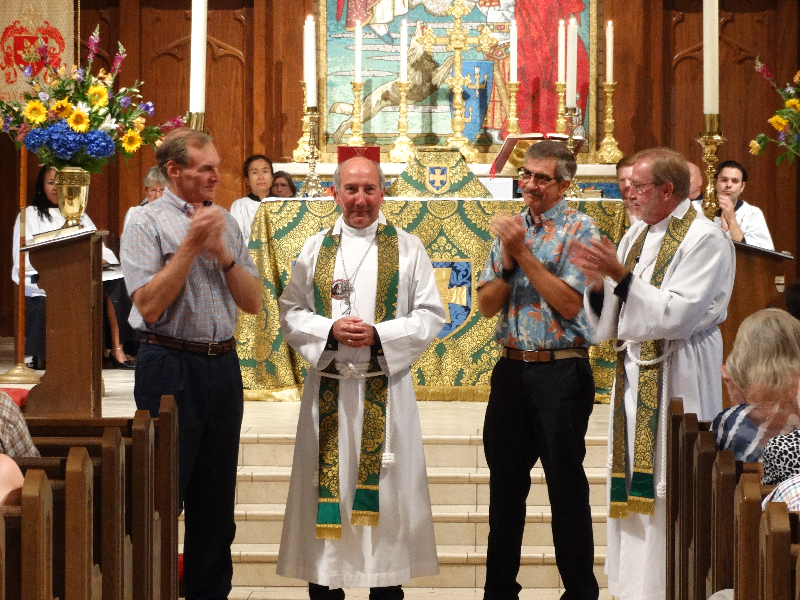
277, 211, 445, 590
230, 155, 273, 242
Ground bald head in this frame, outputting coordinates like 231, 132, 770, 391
688, 162, 703, 200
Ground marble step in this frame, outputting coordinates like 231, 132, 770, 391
229, 587, 614, 600
223, 544, 608, 589
235, 466, 609, 508
239, 434, 610, 470
178, 504, 608, 547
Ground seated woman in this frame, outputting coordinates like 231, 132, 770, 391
12, 165, 131, 369
123, 165, 167, 231
269, 171, 297, 198
711, 308, 800, 463
230, 154, 273, 242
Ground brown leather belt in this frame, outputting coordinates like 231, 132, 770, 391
501, 347, 589, 363
140, 333, 236, 356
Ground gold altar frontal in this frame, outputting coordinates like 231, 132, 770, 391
236, 198, 629, 402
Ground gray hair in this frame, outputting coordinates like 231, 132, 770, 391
631, 147, 691, 201
332, 158, 386, 193
524, 140, 577, 181
155, 128, 213, 179
143, 165, 168, 188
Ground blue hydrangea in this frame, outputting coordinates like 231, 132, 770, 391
84, 129, 115, 158
45, 119, 85, 160
24, 127, 48, 151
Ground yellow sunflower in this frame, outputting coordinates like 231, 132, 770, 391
67, 108, 90, 133
87, 84, 109, 107
785, 98, 800, 111
52, 98, 74, 119
768, 115, 789, 131
22, 99, 48, 125
121, 129, 142, 153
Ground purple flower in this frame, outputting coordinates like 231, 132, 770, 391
22, 65, 32, 78
37, 43, 49, 64
119, 96, 131, 108
3, 115, 12, 132
779, 130, 787, 142
87, 28, 100, 62
75, 68, 85, 82
140, 101, 155, 117
38, 91, 49, 102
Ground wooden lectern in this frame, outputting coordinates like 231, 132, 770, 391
23, 229, 104, 417
719, 241, 794, 406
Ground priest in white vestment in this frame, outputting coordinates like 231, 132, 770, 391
277, 157, 445, 599
572, 148, 735, 600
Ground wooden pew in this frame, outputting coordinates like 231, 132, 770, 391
734, 472, 775, 600
3, 469, 53, 600
689, 429, 716, 600
667, 398, 684, 600
16, 447, 100, 600
26, 394, 178, 600
758, 502, 800, 600
31, 411, 156, 600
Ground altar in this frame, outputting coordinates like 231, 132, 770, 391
235, 196, 628, 403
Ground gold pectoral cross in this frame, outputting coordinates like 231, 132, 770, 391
434, 267, 468, 324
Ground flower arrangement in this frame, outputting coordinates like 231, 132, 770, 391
749, 58, 800, 165
0, 26, 186, 173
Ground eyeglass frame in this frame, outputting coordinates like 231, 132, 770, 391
628, 180, 658, 194
516, 168, 561, 187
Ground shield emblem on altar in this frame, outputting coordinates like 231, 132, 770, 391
0, 23, 66, 85
426, 165, 451, 195
432, 261, 472, 340
450, 60, 494, 143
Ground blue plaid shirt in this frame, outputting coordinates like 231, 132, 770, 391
121, 187, 258, 342
477, 199, 599, 350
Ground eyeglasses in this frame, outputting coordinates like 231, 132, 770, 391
518, 169, 559, 187
629, 181, 656, 194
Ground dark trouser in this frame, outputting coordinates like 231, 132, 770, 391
309, 583, 404, 599
483, 357, 598, 600
24, 296, 46, 358
134, 342, 244, 600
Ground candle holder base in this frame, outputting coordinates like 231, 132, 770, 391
389, 137, 416, 163
348, 82, 366, 147
188, 112, 205, 132
596, 82, 623, 164
696, 113, 726, 220
293, 82, 312, 162
555, 82, 567, 134
299, 108, 327, 198
0, 363, 41, 384
506, 81, 521, 135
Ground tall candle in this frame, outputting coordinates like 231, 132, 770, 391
400, 20, 408, 83
354, 20, 362, 83
510, 20, 518, 83
605, 21, 614, 83
702, 0, 719, 114
303, 16, 317, 108
189, 0, 208, 113
566, 17, 577, 108
557, 20, 565, 83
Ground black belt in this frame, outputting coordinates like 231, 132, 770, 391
140, 333, 236, 356
501, 347, 589, 362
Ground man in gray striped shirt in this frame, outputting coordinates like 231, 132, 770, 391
121, 127, 261, 600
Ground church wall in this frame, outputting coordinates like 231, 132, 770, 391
0, 0, 797, 336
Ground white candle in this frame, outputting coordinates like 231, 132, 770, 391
400, 20, 408, 83
303, 16, 317, 108
606, 21, 614, 83
189, 0, 208, 113
557, 20, 565, 84
702, 0, 719, 114
354, 20, 362, 83
566, 17, 577, 108
510, 20, 518, 83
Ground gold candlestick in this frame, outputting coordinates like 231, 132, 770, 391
564, 106, 584, 199
389, 82, 415, 163
696, 113, 727, 220
596, 82, 623, 164
299, 107, 326, 198
188, 112, 205, 131
506, 81, 521, 135
292, 82, 312, 163
348, 81, 366, 147
555, 82, 567, 134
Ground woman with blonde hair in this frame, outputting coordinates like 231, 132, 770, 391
711, 308, 800, 462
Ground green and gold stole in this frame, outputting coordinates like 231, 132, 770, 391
609, 204, 696, 518
311, 222, 400, 539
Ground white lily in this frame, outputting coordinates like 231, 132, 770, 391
99, 114, 118, 132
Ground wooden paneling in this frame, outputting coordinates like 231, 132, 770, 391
0, 1, 798, 336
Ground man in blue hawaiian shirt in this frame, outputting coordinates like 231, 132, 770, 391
477, 140, 600, 600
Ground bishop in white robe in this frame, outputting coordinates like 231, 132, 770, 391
573, 149, 735, 600
277, 157, 445, 594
